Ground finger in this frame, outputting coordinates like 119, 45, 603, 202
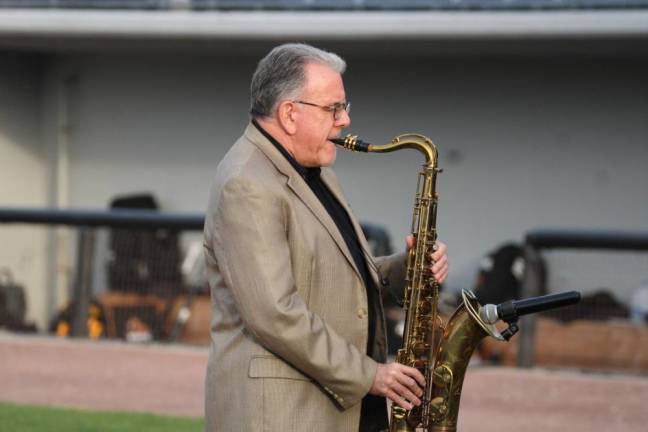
394, 372, 423, 397
431, 255, 447, 273
391, 382, 421, 407
431, 241, 447, 261
433, 261, 448, 279
385, 389, 414, 411
439, 268, 450, 283
431, 241, 446, 260
433, 260, 448, 278
405, 235, 415, 250
436, 266, 449, 284
400, 365, 426, 388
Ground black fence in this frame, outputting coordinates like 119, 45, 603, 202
0, 207, 207, 344
0, 206, 393, 347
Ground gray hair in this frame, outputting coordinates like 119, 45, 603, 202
249, 43, 346, 118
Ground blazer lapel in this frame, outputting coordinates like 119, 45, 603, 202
244, 124, 363, 282
320, 168, 382, 291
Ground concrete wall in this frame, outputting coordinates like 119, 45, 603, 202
56, 52, 648, 298
0, 53, 49, 328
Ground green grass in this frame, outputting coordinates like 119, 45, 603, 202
0, 402, 203, 432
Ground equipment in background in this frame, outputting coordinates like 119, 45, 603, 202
167, 240, 209, 343
361, 223, 394, 257
98, 291, 164, 341
0, 268, 25, 327
49, 298, 106, 339
0, 268, 36, 332
107, 193, 182, 297
473, 243, 531, 306
100, 193, 184, 342
631, 280, 648, 324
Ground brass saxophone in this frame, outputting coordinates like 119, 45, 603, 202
333, 133, 505, 432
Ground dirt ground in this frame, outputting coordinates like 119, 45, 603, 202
2, 331, 648, 431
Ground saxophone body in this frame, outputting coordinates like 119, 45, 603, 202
334, 134, 504, 432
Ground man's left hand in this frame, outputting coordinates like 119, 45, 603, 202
406, 236, 449, 284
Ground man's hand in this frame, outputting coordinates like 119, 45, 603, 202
369, 363, 425, 410
406, 237, 449, 284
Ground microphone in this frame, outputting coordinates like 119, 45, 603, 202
479, 291, 581, 325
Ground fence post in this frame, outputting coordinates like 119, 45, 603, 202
71, 227, 95, 337
518, 243, 543, 368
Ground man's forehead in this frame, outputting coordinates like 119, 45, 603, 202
304, 62, 343, 81
302, 62, 345, 97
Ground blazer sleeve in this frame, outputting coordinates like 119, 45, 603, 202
375, 252, 408, 303
207, 175, 377, 409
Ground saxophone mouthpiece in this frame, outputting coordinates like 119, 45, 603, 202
332, 134, 371, 152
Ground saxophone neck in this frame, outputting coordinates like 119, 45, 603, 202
333, 133, 439, 168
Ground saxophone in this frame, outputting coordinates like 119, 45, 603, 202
333, 133, 505, 432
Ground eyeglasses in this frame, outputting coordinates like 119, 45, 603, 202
292, 100, 351, 121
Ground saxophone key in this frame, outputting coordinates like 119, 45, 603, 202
410, 341, 428, 357
417, 299, 432, 315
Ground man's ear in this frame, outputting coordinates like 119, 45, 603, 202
276, 101, 298, 135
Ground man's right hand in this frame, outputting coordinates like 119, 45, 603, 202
369, 363, 426, 410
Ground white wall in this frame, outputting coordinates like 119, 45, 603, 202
0, 53, 49, 328
64, 53, 251, 212
58, 52, 647, 299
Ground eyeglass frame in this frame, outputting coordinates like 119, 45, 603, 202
292, 100, 351, 120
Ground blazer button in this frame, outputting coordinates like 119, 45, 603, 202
357, 308, 368, 319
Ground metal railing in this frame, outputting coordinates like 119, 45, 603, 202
0, 207, 204, 229
0, 207, 393, 346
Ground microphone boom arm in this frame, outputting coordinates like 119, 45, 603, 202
479, 291, 581, 341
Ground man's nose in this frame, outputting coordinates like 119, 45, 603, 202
336, 109, 351, 128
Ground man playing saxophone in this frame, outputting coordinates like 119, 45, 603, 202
203, 43, 449, 432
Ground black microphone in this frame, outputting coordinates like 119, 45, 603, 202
479, 291, 581, 325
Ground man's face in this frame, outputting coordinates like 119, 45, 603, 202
291, 62, 351, 168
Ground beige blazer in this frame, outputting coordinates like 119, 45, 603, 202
203, 123, 406, 432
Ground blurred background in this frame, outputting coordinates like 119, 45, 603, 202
0, 1, 647, 430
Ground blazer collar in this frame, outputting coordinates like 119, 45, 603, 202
244, 123, 365, 283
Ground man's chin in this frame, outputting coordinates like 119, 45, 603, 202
320, 147, 337, 167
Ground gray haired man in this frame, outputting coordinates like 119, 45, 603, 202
203, 43, 449, 432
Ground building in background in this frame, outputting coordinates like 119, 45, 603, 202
1, 0, 647, 329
